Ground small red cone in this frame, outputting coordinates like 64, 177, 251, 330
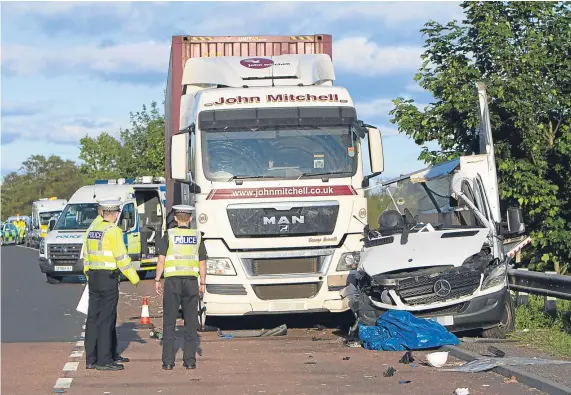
137, 296, 153, 329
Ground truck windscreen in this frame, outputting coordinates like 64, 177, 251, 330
39, 211, 62, 225
199, 106, 359, 182
53, 203, 99, 230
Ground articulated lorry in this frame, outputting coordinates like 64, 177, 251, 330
28, 198, 67, 249
164, 34, 384, 320
40, 177, 167, 284
346, 83, 528, 337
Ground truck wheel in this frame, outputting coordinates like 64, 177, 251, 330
481, 294, 515, 339
46, 274, 62, 284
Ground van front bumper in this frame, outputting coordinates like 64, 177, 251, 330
39, 257, 85, 276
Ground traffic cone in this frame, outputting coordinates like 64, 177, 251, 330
137, 296, 153, 329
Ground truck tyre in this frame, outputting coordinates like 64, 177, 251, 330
481, 294, 515, 339
46, 274, 62, 284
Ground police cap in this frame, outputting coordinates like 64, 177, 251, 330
98, 199, 122, 212
172, 204, 195, 214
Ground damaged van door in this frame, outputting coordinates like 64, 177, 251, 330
346, 83, 527, 338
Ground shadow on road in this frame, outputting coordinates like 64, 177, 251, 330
116, 322, 147, 355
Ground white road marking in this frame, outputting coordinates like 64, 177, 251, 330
75, 340, 84, 347
70, 350, 84, 358
54, 378, 73, 389
63, 362, 79, 371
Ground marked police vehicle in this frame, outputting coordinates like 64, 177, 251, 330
1, 222, 20, 246
39, 177, 167, 284
28, 198, 67, 249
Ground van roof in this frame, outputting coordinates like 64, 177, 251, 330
33, 199, 67, 209
68, 184, 135, 204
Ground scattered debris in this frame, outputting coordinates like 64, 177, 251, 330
218, 325, 287, 338
426, 351, 449, 367
442, 357, 571, 373
411, 363, 417, 368
454, 388, 469, 395
343, 339, 362, 348
220, 334, 234, 340
487, 346, 505, 358
343, 356, 350, 361
312, 336, 326, 342
53, 390, 65, 394
304, 361, 317, 365
383, 366, 396, 377
359, 310, 459, 351
461, 337, 517, 343
504, 375, 518, 384
399, 351, 415, 364
149, 329, 163, 340
314, 324, 328, 330
398, 380, 411, 384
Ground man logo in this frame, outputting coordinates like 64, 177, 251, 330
263, 215, 304, 225
279, 225, 289, 232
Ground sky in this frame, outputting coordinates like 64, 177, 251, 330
1, 1, 464, 180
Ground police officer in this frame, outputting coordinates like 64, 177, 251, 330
154, 205, 207, 370
83, 199, 140, 371
83, 198, 128, 369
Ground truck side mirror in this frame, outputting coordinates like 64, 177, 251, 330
368, 127, 384, 174
507, 207, 525, 235
171, 133, 190, 182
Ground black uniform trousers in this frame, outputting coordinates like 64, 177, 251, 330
85, 270, 120, 366
162, 276, 199, 366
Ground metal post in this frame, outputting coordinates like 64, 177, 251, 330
515, 268, 529, 306
544, 271, 558, 315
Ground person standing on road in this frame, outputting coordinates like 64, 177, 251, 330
155, 205, 207, 370
83, 200, 140, 371
82, 200, 129, 369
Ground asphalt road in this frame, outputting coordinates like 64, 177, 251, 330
1, 245, 85, 342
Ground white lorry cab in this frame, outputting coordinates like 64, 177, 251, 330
28, 198, 67, 249
39, 177, 166, 284
346, 83, 528, 338
166, 53, 385, 319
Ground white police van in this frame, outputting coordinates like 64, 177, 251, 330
39, 177, 166, 284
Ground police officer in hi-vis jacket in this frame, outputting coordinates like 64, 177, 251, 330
155, 205, 207, 370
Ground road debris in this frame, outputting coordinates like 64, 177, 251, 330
343, 338, 362, 348
486, 346, 505, 358
218, 325, 287, 338
398, 379, 411, 384
442, 357, 571, 373
504, 375, 518, 383
383, 366, 396, 377
343, 356, 350, 361
358, 310, 459, 351
399, 351, 414, 364
454, 388, 469, 395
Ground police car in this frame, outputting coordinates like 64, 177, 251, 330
0, 222, 20, 246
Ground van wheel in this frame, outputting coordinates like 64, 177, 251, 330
46, 274, 62, 284
481, 294, 515, 339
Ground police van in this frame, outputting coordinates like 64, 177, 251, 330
39, 177, 166, 284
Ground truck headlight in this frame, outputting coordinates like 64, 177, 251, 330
206, 258, 236, 276
337, 252, 361, 271
481, 263, 507, 290
39, 239, 45, 254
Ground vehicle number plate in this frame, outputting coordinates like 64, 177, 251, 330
427, 315, 454, 326
54, 266, 73, 272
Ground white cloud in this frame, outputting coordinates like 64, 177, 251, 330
2, 41, 169, 77
334, 37, 423, 76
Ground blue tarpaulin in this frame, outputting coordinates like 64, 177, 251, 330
358, 310, 459, 351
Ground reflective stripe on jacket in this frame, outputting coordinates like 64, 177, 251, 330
83, 219, 139, 285
164, 227, 201, 278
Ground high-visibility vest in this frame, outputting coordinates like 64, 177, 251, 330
84, 220, 139, 285
164, 227, 201, 278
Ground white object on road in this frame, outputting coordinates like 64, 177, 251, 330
455, 388, 469, 395
76, 284, 89, 315
426, 351, 449, 367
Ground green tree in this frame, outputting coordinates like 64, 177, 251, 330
78, 132, 122, 181
390, 2, 571, 273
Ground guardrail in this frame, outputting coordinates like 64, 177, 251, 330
508, 268, 571, 301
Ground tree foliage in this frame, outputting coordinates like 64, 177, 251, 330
1, 155, 87, 218
78, 102, 165, 179
390, 1, 571, 272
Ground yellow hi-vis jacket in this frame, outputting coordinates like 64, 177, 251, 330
83, 220, 139, 285
82, 215, 104, 276
164, 228, 201, 278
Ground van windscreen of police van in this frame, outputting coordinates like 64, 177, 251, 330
54, 203, 99, 230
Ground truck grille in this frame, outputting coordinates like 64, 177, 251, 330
252, 283, 321, 300
395, 270, 481, 306
48, 244, 82, 265
251, 257, 319, 276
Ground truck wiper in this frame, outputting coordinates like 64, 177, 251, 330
227, 175, 277, 182
297, 171, 353, 179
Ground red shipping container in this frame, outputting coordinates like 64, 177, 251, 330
164, 34, 333, 208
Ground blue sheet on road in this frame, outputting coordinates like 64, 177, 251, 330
358, 310, 459, 351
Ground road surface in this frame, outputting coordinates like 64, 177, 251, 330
0, 245, 545, 395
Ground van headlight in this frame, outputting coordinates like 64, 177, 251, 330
337, 252, 361, 271
206, 258, 236, 275
481, 263, 507, 290
39, 239, 45, 254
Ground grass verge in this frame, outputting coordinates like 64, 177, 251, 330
511, 295, 571, 359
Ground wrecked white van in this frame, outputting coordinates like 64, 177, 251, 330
346, 83, 527, 338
